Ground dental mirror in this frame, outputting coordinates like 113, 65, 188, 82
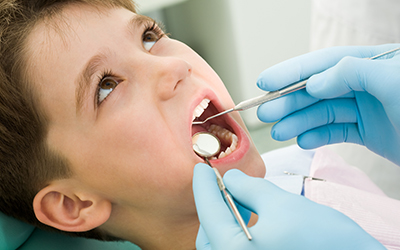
192, 132, 221, 158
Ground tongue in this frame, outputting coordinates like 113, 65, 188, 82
192, 124, 208, 136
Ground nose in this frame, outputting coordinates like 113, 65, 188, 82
150, 57, 192, 100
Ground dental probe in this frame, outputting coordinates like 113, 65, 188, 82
191, 83, 301, 125
192, 47, 400, 125
204, 157, 253, 241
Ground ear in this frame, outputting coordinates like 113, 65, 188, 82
33, 180, 112, 232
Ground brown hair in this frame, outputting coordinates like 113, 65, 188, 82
0, 0, 136, 241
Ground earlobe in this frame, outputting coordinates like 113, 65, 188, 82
33, 181, 112, 232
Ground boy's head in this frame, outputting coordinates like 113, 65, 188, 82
0, 0, 265, 248
0, 0, 135, 241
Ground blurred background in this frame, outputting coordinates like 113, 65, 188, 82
134, 0, 400, 199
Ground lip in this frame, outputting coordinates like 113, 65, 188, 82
189, 89, 250, 169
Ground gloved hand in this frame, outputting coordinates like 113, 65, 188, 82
257, 44, 400, 166
193, 163, 386, 250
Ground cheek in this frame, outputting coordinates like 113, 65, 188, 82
244, 147, 266, 178
194, 62, 233, 105
82, 115, 193, 189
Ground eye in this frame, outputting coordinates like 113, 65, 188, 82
97, 76, 119, 104
143, 31, 158, 51
142, 21, 165, 51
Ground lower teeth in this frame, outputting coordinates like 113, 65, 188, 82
208, 124, 238, 159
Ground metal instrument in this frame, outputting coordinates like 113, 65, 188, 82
192, 132, 253, 241
192, 47, 400, 125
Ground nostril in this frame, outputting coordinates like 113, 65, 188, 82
156, 58, 192, 99
186, 63, 192, 76
174, 64, 191, 90
174, 80, 180, 90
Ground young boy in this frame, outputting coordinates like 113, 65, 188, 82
0, 1, 265, 249
2, 1, 399, 250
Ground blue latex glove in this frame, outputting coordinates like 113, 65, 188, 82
257, 44, 400, 166
193, 163, 386, 250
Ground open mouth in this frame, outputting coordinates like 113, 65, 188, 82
191, 99, 238, 160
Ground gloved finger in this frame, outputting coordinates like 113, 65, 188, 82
307, 47, 400, 102
222, 169, 287, 216
271, 98, 358, 141
257, 89, 320, 123
193, 164, 249, 243
256, 44, 397, 92
193, 164, 231, 220
297, 123, 363, 149
192, 167, 254, 227
257, 89, 354, 124
195, 225, 212, 250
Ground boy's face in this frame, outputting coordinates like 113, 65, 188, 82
27, 4, 265, 227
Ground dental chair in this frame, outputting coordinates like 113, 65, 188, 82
0, 212, 141, 250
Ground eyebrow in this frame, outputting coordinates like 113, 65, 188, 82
75, 14, 154, 114
75, 49, 110, 113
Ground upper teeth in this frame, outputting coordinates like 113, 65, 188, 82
192, 98, 210, 121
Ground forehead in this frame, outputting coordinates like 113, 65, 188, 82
27, 4, 135, 62
24, 4, 136, 116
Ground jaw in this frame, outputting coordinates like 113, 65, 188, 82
102, 200, 199, 250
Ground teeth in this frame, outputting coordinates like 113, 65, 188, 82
191, 99, 238, 160
192, 99, 210, 121
208, 124, 238, 159
199, 99, 209, 109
